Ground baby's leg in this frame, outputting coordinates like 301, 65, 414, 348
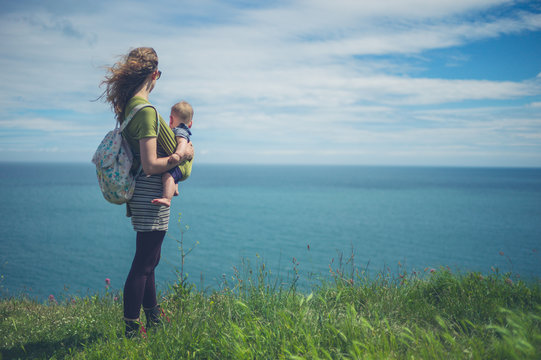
151, 172, 175, 207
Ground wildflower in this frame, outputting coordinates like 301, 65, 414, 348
505, 278, 513, 285
430, 268, 436, 274
114, 296, 119, 302
140, 324, 147, 339
307, 244, 310, 251
48, 294, 57, 305
105, 278, 111, 285
161, 308, 171, 323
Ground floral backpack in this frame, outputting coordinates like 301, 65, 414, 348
91, 104, 159, 204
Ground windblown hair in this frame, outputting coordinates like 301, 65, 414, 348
171, 101, 194, 124
99, 47, 158, 121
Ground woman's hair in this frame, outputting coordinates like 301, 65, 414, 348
99, 47, 158, 121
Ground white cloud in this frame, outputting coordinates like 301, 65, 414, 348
301, 11, 541, 57
1, 1, 538, 112
0, 118, 102, 134
0, 0, 540, 166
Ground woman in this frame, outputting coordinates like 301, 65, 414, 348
100, 47, 193, 337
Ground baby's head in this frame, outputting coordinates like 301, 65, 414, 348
170, 101, 194, 129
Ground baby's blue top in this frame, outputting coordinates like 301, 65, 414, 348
172, 123, 191, 141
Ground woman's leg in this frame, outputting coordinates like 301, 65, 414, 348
142, 249, 161, 309
123, 230, 166, 320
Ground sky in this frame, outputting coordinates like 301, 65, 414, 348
0, 0, 540, 167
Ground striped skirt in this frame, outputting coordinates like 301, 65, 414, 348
127, 173, 169, 232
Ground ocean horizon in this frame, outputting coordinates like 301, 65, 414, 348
1, 162, 540, 300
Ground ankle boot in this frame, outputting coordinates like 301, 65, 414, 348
144, 305, 162, 329
124, 319, 141, 338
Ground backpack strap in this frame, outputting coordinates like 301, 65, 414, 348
120, 103, 161, 177
120, 104, 160, 136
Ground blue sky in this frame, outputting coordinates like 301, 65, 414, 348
0, 0, 540, 166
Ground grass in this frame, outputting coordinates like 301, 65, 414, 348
1, 259, 540, 359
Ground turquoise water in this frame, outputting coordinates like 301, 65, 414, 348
0, 163, 540, 300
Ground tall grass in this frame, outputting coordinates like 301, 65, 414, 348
1, 256, 540, 359
2, 217, 540, 359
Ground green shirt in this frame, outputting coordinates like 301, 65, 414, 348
122, 96, 192, 180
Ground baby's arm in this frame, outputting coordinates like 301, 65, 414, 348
168, 137, 190, 163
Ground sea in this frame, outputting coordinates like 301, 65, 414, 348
0, 163, 540, 301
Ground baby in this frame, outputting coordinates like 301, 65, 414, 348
152, 101, 194, 207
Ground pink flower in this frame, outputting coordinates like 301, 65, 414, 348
140, 324, 147, 339
48, 294, 57, 304
505, 278, 513, 285
114, 296, 119, 302
430, 268, 436, 273
105, 278, 111, 286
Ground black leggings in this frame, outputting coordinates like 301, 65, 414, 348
123, 231, 166, 320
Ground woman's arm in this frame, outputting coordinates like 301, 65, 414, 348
139, 137, 194, 175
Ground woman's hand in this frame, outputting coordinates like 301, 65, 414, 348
168, 153, 181, 163
182, 142, 194, 162
170, 139, 194, 165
